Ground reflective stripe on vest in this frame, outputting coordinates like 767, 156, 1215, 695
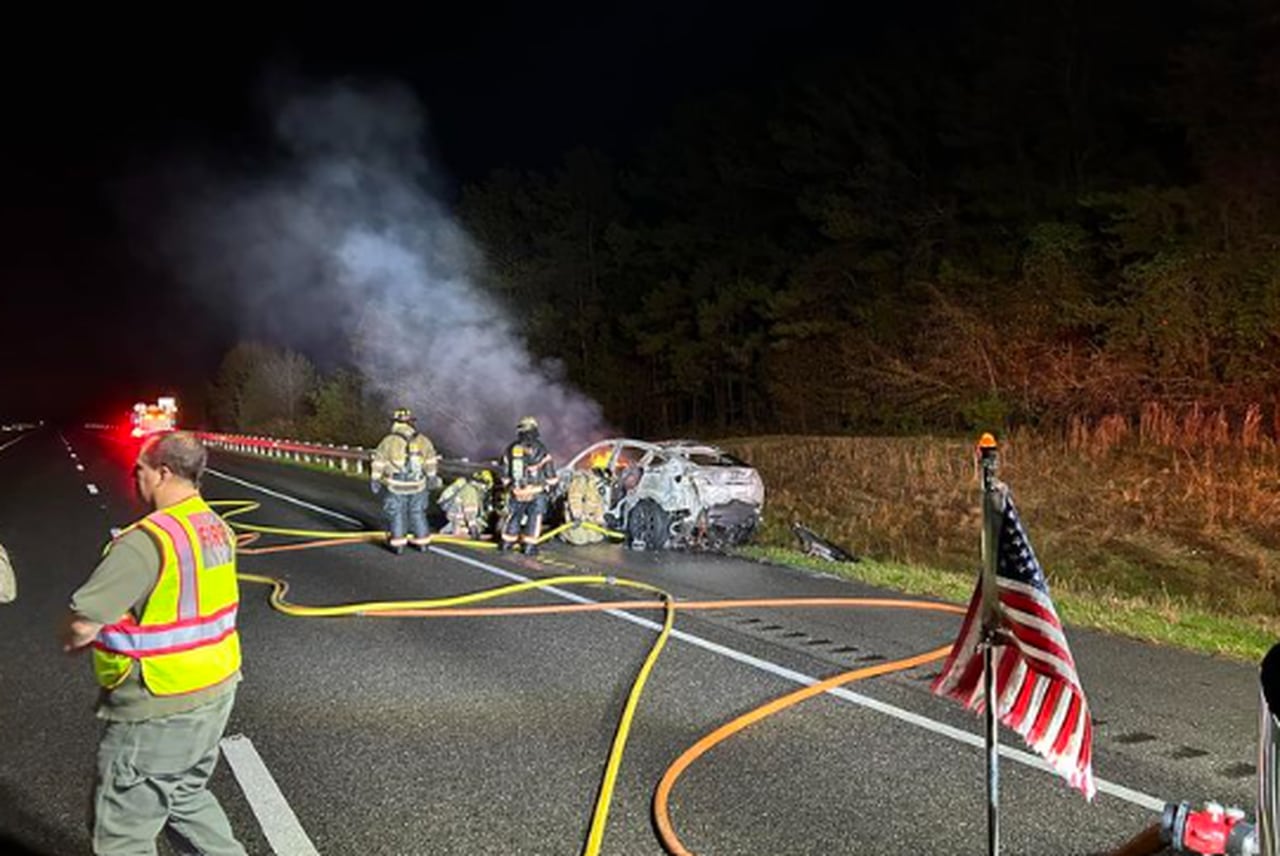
96, 603, 237, 657
93, 495, 240, 695
146, 511, 200, 619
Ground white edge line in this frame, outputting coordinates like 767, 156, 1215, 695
86, 484, 99, 495
0, 430, 36, 454
433, 546, 1166, 812
213, 466, 1166, 814
220, 733, 320, 856
206, 467, 363, 526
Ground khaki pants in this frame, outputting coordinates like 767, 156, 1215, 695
93, 692, 245, 856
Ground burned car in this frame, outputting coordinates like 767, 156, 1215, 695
558, 438, 764, 550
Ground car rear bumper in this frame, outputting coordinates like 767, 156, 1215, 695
705, 500, 760, 536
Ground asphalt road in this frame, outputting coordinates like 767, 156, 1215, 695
0, 426, 1266, 855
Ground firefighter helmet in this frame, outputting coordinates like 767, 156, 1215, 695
393, 408, 414, 423
475, 469, 495, 486
516, 416, 539, 433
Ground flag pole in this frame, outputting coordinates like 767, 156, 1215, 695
977, 433, 1002, 856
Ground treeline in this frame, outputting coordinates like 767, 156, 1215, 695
204, 343, 388, 446
454, 0, 1280, 437
204, 3, 1280, 444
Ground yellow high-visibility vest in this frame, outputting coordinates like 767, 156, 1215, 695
93, 495, 241, 696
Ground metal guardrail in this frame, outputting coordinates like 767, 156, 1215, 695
195, 431, 496, 482
84, 425, 495, 481
196, 432, 373, 475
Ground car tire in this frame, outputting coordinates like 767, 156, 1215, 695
627, 499, 670, 550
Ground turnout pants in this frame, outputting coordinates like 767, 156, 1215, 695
502, 493, 548, 548
92, 691, 245, 856
383, 489, 430, 547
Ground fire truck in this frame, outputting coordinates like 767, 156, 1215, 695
130, 397, 178, 438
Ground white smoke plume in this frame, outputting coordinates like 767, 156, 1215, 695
141, 78, 607, 459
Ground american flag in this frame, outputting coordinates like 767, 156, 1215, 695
932, 483, 1096, 800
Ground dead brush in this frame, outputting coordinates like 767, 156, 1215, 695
722, 418, 1280, 622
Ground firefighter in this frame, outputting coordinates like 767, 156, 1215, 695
562, 467, 609, 545
370, 408, 440, 554
439, 469, 494, 540
499, 416, 558, 555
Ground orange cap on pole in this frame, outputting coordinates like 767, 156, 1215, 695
977, 432, 998, 450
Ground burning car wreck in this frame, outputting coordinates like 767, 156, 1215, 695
557, 438, 765, 550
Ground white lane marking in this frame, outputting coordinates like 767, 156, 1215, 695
0, 431, 35, 454
434, 546, 1166, 812
76, 464, 85, 471
215, 468, 1166, 813
220, 734, 320, 856
206, 468, 363, 526
86, 484, 99, 495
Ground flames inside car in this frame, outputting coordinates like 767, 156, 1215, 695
558, 438, 765, 550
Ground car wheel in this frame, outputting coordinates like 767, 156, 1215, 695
627, 499, 670, 550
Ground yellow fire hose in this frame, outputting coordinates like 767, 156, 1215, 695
211, 499, 960, 855
213, 500, 671, 855
216, 499, 624, 551
539, 519, 628, 542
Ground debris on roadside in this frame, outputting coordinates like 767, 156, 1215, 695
791, 521, 859, 563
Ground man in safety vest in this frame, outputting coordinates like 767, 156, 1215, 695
499, 416, 559, 555
371, 408, 440, 554
60, 431, 246, 856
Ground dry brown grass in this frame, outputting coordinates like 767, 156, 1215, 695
721, 403, 1280, 624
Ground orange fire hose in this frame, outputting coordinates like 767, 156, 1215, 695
371, 596, 964, 619
652, 643, 954, 855
1104, 823, 1167, 856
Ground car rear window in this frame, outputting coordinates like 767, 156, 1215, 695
686, 451, 744, 467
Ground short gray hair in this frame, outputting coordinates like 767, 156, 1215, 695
139, 431, 208, 486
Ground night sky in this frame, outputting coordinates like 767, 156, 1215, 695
1, 3, 885, 422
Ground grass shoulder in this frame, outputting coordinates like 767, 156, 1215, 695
737, 545, 1276, 663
